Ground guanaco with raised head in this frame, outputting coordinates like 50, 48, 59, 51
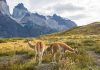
27, 40, 47, 64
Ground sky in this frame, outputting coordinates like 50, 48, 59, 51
7, 0, 100, 26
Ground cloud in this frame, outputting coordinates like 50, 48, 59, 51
36, 3, 84, 16
7, 0, 100, 26
69, 14, 88, 20
52, 3, 84, 13
30, 0, 61, 6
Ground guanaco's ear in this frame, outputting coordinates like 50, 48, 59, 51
29, 41, 36, 46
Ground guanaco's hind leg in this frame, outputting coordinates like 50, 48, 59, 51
58, 45, 64, 60
52, 53, 56, 62
38, 52, 43, 65
34, 49, 38, 61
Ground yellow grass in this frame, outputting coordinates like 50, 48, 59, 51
0, 35, 100, 70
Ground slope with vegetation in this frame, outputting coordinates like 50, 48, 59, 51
0, 22, 100, 70
48, 22, 100, 36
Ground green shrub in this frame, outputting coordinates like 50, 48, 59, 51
0, 39, 7, 43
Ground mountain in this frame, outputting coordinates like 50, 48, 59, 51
0, 0, 77, 38
12, 3, 77, 32
50, 14, 77, 29
50, 22, 100, 36
0, 0, 28, 37
12, 3, 29, 22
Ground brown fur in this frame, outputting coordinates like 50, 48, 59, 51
50, 42, 74, 54
28, 40, 46, 52
49, 42, 75, 62
27, 40, 46, 64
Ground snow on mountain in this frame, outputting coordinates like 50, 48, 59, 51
0, 0, 10, 16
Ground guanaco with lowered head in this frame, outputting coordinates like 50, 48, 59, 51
48, 42, 75, 62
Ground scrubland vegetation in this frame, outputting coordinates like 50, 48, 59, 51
0, 34, 100, 70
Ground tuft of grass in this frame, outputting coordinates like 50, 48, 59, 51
82, 39, 96, 46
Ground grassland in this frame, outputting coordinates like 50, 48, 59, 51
0, 34, 100, 70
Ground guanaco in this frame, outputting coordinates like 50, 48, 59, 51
48, 42, 75, 62
27, 40, 47, 64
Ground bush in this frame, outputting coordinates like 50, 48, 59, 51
0, 39, 7, 43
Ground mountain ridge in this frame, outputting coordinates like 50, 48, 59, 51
12, 3, 77, 31
0, 0, 77, 38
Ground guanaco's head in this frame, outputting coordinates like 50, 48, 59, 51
67, 48, 78, 54
74, 48, 78, 54
25, 39, 36, 49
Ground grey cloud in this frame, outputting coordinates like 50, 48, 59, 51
51, 3, 84, 13
30, 1, 85, 15
30, 0, 61, 7
68, 14, 88, 20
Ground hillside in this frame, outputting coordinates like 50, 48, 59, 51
47, 22, 100, 36
0, 22, 100, 70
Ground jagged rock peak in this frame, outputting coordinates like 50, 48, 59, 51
0, 0, 6, 3
53, 14, 58, 17
15, 3, 27, 10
